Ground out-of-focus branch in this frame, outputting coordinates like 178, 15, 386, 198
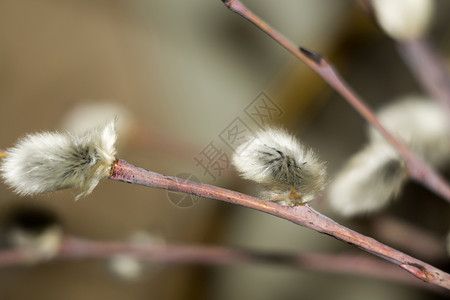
108, 159, 450, 291
397, 38, 450, 116
220, 0, 450, 204
369, 216, 447, 263
0, 236, 444, 294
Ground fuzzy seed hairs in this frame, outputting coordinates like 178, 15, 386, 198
0, 119, 117, 200
232, 127, 327, 206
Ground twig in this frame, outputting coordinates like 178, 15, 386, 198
397, 38, 450, 116
220, 0, 450, 203
109, 159, 450, 291
0, 236, 443, 294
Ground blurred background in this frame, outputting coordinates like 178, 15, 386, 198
0, 0, 449, 299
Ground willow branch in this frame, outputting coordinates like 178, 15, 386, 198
220, 0, 450, 203
108, 159, 450, 291
0, 235, 443, 294
397, 38, 450, 116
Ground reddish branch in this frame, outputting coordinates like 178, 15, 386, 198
220, 0, 450, 204
109, 159, 450, 291
0, 236, 444, 294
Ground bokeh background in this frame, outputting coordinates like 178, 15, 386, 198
0, 0, 449, 299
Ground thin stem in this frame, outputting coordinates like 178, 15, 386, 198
220, 0, 450, 203
0, 236, 443, 294
109, 159, 450, 291
397, 38, 450, 116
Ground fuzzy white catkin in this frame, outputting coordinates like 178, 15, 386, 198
328, 143, 408, 217
329, 96, 450, 217
372, 0, 434, 41
368, 96, 450, 168
0, 119, 117, 200
232, 127, 326, 206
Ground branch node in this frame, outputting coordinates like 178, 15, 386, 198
400, 263, 430, 282
222, 0, 234, 8
299, 47, 323, 64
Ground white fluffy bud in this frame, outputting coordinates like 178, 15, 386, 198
0, 119, 117, 200
328, 143, 408, 217
372, 0, 434, 41
232, 127, 326, 206
329, 96, 450, 217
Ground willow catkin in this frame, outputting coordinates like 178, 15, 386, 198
232, 127, 326, 206
328, 143, 408, 217
0, 119, 117, 200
